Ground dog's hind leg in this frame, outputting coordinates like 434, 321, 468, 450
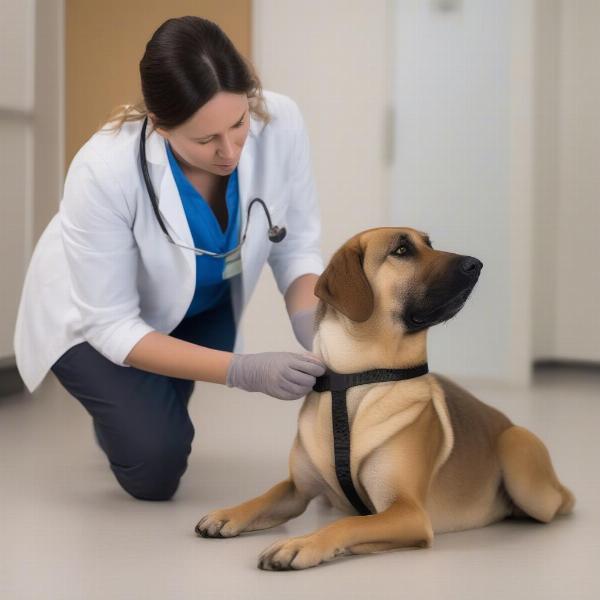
497, 425, 576, 523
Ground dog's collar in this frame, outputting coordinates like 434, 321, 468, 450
312, 363, 429, 393
311, 362, 429, 517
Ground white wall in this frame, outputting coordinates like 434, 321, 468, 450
389, 0, 526, 383
246, 0, 391, 354
9, 0, 596, 385
388, 0, 600, 380
249, 0, 559, 385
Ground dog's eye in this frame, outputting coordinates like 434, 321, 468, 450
394, 245, 408, 256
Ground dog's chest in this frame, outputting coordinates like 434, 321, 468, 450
297, 382, 431, 510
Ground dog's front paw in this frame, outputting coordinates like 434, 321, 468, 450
258, 535, 341, 570
194, 509, 243, 538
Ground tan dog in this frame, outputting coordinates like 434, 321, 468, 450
195, 227, 575, 570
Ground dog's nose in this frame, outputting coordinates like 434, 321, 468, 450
459, 256, 483, 276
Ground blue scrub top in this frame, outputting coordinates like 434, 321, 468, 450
165, 139, 241, 319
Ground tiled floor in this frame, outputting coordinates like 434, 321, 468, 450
1, 366, 598, 599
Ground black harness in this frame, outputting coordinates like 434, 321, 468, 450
312, 363, 429, 515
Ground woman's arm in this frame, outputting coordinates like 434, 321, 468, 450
60, 151, 156, 367
284, 273, 320, 316
285, 273, 320, 351
124, 331, 233, 384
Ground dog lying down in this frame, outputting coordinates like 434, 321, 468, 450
194, 227, 576, 571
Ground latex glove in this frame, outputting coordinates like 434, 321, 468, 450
225, 351, 326, 400
290, 306, 317, 351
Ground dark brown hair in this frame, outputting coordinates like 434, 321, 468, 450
100, 15, 270, 134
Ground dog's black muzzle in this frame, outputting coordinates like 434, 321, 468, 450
404, 255, 483, 332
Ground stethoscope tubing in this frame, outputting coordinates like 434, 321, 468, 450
139, 115, 285, 259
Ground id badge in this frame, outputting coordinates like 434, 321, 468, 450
222, 246, 242, 279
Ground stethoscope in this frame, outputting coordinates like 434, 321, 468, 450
139, 115, 287, 258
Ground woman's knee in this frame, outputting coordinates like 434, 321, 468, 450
118, 469, 183, 501
109, 429, 194, 501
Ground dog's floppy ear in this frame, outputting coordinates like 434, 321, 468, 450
315, 236, 374, 322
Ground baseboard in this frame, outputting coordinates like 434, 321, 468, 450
534, 358, 600, 372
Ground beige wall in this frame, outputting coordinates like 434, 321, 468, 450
65, 0, 251, 171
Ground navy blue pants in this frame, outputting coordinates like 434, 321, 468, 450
51, 292, 236, 501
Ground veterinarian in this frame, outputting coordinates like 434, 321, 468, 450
13, 16, 327, 501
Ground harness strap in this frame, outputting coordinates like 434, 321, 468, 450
330, 387, 372, 515
312, 363, 429, 516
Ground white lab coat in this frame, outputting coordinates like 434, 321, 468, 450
13, 90, 325, 393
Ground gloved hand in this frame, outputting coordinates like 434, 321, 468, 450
225, 351, 326, 400
290, 306, 317, 351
